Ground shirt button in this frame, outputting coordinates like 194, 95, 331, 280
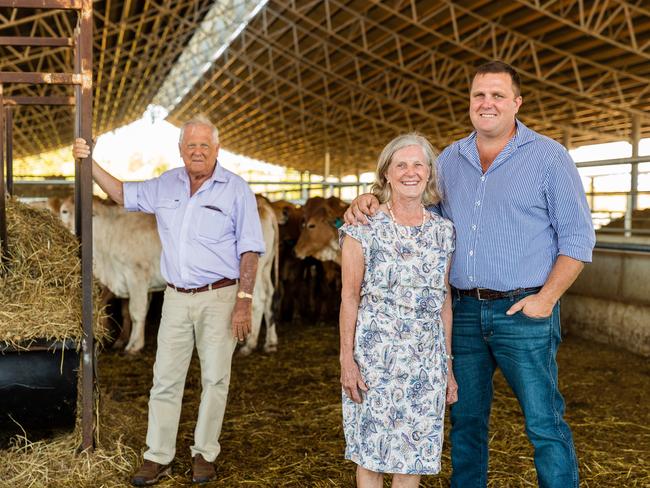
472, 225, 477, 231
469, 250, 474, 256
480, 176, 485, 181
469, 276, 474, 281
476, 200, 481, 206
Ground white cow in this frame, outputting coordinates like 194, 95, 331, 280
51, 196, 166, 354
51, 194, 280, 355
238, 195, 279, 356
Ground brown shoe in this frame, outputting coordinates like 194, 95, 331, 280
192, 454, 217, 484
131, 459, 171, 486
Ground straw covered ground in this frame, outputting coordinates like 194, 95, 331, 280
0, 198, 108, 348
0, 321, 647, 487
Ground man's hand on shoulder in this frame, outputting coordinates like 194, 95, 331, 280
506, 293, 555, 319
343, 193, 380, 225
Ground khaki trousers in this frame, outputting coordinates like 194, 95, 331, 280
143, 285, 237, 465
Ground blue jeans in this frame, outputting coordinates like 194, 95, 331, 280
449, 291, 579, 488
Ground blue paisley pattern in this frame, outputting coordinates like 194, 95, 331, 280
340, 210, 455, 474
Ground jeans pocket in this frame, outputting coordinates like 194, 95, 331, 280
517, 311, 551, 323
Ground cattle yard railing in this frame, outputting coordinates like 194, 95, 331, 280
0, 0, 95, 451
11, 157, 650, 238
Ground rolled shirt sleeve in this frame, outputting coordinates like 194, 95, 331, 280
123, 178, 159, 214
544, 149, 596, 263
233, 183, 266, 257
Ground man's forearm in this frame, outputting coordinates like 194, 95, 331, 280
92, 159, 125, 205
538, 255, 585, 304
238, 252, 259, 295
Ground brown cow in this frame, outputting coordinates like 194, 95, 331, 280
294, 196, 347, 264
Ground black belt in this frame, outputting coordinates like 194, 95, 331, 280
167, 278, 237, 294
454, 286, 542, 301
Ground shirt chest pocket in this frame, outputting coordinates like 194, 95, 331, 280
155, 199, 180, 231
197, 204, 232, 241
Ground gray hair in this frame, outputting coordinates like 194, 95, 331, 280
179, 115, 219, 145
371, 133, 442, 206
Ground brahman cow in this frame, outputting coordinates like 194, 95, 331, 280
50, 195, 166, 354
238, 195, 280, 356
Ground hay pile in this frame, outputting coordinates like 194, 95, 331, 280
0, 198, 108, 348
0, 393, 139, 488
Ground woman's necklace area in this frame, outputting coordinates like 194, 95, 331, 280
387, 201, 426, 241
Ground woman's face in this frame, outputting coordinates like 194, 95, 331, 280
385, 145, 430, 201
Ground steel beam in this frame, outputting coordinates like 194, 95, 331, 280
0, 72, 81, 85
0, 0, 81, 9
3, 95, 75, 105
0, 36, 73, 47
5, 107, 12, 196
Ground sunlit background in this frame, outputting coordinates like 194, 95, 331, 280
14, 104, 650, 225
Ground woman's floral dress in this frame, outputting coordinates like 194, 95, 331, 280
339, 210, 455, 475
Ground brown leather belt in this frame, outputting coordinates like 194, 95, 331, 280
454, 286, 542, 301
167, 278, 237, 294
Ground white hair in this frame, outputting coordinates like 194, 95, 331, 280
179, 115, 219, 145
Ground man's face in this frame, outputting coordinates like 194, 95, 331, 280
179, 124, 219, 178
469, 73, 522, 139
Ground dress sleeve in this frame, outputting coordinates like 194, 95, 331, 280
444, 219, 456, 256
338, 223, 367, 248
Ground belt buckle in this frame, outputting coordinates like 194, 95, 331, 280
476, 288, 487, 301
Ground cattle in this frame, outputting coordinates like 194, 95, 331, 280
292, 196, 347, 323
294, 196, 347, 264
50, 195, 167, 354
238, 195, 280, 356
51, 194, 280, 356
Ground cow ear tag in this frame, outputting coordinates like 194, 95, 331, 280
334, 217, 344, 229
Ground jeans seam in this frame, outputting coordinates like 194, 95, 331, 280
546, 306, 579, 488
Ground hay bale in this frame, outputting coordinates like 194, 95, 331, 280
0, 198, 108, 348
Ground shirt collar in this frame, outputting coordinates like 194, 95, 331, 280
178, 160, 229, 184
458, 119, 536, 159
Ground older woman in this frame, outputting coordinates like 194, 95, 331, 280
339, 133, 457, 488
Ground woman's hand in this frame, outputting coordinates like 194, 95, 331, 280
446, 365, 458, 405
340, 357, 368, 404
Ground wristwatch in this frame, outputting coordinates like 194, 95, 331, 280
237, 291, 253, 300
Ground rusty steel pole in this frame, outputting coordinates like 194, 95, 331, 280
74, 0, 95, 451
0, 89, 6, 269
6, 106, 13, 196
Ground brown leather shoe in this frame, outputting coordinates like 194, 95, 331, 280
192, 454, 217, 484
131, 459, 171, 486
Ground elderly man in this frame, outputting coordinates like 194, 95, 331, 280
346, 61, 595, 487
73, 115, 265, 486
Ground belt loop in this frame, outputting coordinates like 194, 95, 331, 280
208, 283, 213, 291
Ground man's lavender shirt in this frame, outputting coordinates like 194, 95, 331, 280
123, 163, 265, 289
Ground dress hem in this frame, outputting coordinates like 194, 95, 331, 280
345, 453, 442, 476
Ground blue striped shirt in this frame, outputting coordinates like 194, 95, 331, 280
436, 120, 595, 291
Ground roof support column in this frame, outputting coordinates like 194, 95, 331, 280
562, 128, 571, 150
625, 115, 641, 237
0, 89, 6, 270
324, 150, 330, 198
5, 106, 12, 196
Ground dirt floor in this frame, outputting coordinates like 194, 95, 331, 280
90, 320, 649, 488
0, 317, 648, 487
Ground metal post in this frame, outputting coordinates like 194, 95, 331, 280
625, 115, 641, 237
324, 151, 330, 198
74, 0, 94, 451
0, 90, 6, 269
562, 129, 571, 150
588, 176, 595, 211
6, 106, 12, 196
631, 115, 640, 212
